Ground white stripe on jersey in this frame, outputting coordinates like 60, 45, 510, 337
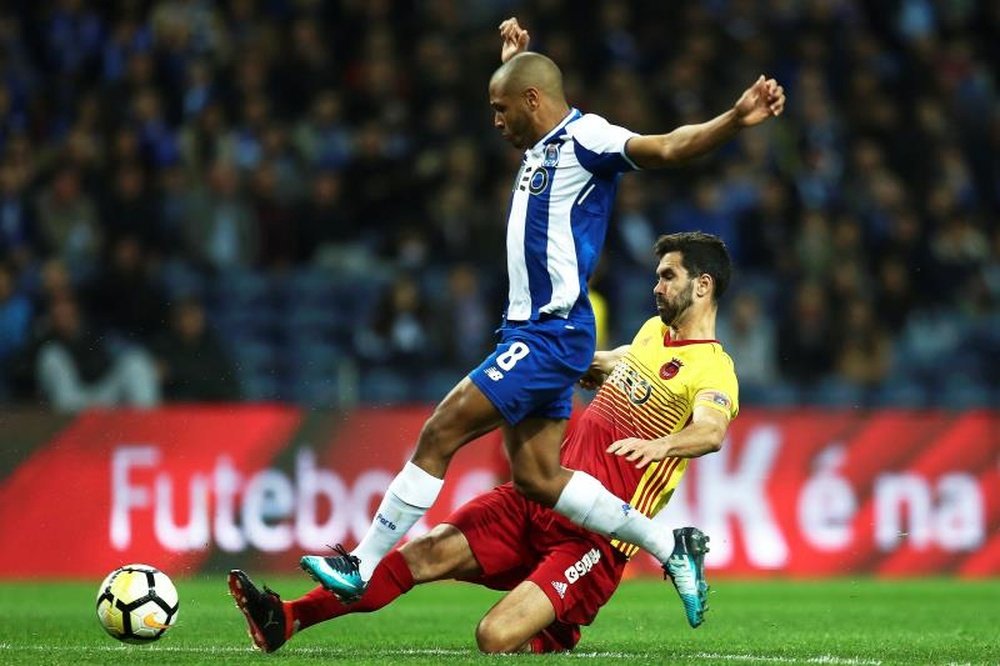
539, 151, 590, 316
505, 176, 532, 320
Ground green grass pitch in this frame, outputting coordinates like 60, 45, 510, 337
0, 577, 997, 665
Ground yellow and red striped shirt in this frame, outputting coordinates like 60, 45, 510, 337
561, 316, 739, 557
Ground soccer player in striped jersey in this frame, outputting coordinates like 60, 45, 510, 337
299, 18, 781, 604
230, 232, 737, 653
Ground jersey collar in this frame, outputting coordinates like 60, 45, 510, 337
532, 108, 581, 151
663, 328, 719, 347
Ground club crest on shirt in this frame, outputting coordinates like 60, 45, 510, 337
659, 358, 683, 380
528, 168, 549, 194
542, 143, 561, 167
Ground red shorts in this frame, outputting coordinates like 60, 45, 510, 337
444, 482, 627, 642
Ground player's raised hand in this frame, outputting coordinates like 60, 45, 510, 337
499, 17, 530, 63
607, 437, 670, 469
733, 75, 785, 127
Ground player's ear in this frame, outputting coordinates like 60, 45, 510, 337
523, 87, 540, 109
696, 274, 713, 299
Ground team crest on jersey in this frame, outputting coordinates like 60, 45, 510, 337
528, 168, 550, 195
542, 143, 561, 167
660, 358, 683, 380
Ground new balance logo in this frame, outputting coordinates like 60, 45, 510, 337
376, 513, 397, 531
551, 581, 568, 599
485, 367, 504, 381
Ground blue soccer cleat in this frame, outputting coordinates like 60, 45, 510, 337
299, 544, 367, 603
664, 526, 711, 628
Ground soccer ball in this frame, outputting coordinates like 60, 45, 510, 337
95, 563, 179, 643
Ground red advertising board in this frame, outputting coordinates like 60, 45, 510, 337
0, 405, 302, 577
0, 406, 996, 579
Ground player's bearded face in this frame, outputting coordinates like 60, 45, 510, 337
656, 278, 695, 326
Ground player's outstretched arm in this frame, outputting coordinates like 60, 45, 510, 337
625, 75, 785, 169
578, 345, 630, 390
499, 17, 530, 63
606, 404, 730, 469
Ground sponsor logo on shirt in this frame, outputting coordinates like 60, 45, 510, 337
564, 548, 602, 584
528, 168, 549, 195
608, 366, 652, 405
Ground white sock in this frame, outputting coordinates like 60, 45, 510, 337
554, 471, 674, 563
351, 462, 443, 581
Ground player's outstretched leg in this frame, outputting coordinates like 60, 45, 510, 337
300, 544, 365, 603
228, 569, 292, 652
664, 527, 711, 628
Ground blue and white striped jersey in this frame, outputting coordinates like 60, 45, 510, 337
505, 108, 639, 322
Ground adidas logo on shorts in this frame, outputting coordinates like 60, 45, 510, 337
551, 581, 568, 599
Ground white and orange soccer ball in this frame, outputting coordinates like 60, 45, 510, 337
95, 564, 179, 643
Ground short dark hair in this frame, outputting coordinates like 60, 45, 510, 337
653, 232, 732, 301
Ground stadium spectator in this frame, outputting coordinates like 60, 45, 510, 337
83, 235, 168, 342
0, 261, 31, 374
34, 167, 102, 274
777, 281, 834, 387
248, 161, 298, 270
298, 170, 362, 267
433, 264, 492, 369
716, 291, 776, 391
183, 159, 258, 272
29, 293, 160, 412
98, 161, 164, 253
834, 301, 893, 388
151, 297, 239, 402
355, 275, 437, 377
0, 162, 38, 270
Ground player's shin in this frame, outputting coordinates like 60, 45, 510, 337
553, 471, 674, 562
351, 462, 444, 580
290, 551, 416, 629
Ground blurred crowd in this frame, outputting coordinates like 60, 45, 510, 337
0, 0, 997, 411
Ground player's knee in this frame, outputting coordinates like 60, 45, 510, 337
398, 531, 444, 582
475, 616, 522, 654
415, 407, 466, 459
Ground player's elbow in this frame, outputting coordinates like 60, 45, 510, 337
702, 425, 727, 454
655, 134, 688, 167
704, 438, 724, 454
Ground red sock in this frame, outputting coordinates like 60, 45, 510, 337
529, 621, 581, 653
288, 550, 415, 632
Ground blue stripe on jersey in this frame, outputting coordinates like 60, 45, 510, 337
524, 165, 554, 315
566, 174, 620, 320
